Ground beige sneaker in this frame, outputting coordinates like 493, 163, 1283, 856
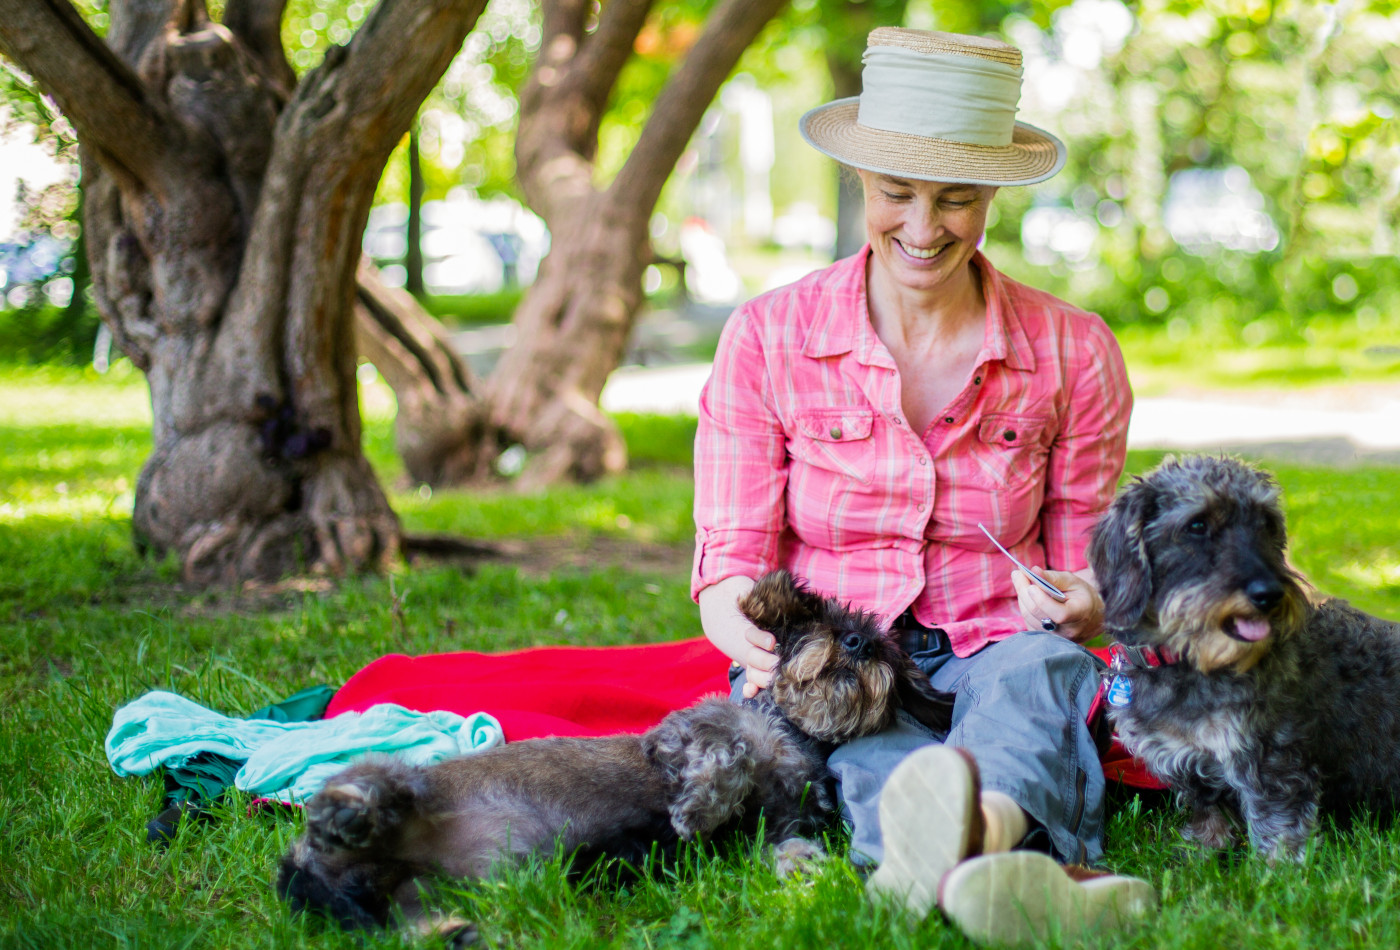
937, 851, 1157, 947
865, 745, 984, 918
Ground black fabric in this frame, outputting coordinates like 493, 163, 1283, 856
890, 611, 953, 658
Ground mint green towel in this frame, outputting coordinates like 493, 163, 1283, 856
106, 690, 504, 802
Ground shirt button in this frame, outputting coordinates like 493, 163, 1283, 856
1004, 429, 1017, 442
944, 416, 955, 424
830, 426, 842, 439
974, 376, 982, 385
894, 417, 904, 426
917, 503, 925, 512
918, 457, 927, 466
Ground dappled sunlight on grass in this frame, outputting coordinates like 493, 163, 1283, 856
1117, 310, 1400, 395
1332, 559, 1400, 594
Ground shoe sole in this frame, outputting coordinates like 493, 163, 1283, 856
938, 851, 1158, 947
865, 745, 979, 918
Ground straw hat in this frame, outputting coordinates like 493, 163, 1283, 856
800, 28, 1065, 187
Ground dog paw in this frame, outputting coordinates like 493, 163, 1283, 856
771, 836, 827, 879
307, 781, 384, 850
1182, 807, 1240, 852
427, 915, 481, 948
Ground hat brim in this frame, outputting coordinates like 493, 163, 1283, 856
800, 98, 1066, 187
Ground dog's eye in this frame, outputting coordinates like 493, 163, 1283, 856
1187, 519, 1209, 536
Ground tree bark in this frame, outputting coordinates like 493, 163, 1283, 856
481, 0, 788, 487
405, 124, 426, 296
0, 0, 487, 584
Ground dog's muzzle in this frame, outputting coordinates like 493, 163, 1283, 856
841, 632, 873, 661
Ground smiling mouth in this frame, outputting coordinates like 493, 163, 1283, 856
896, 239, 951, 261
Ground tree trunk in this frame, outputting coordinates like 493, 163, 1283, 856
0, 0, 488, 584
476, 0, 789, 487
405, 124, 426, 296
355, 261, 492, 485
827, 52, 867, 260
485, 205, 644, 487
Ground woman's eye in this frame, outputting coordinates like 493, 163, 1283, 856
882, 191, 912, 201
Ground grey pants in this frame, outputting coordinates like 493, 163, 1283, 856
732, 630, 1106, 867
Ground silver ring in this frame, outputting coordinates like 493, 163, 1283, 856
1041, 618, 1058, 632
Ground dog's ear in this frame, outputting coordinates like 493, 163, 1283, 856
1089, 476, 1156, 632
738, 571, 828, 637
892, 656, 955, 735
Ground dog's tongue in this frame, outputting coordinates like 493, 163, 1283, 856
1234, 618, 1271, 641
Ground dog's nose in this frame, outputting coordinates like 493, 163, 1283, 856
1245, 578, 1284, 611
841, 632, 871, 660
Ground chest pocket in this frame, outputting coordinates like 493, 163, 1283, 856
969, 412, 1054, 489
791, 407, 876, 484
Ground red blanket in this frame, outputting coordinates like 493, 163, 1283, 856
327, 636, 1163, 789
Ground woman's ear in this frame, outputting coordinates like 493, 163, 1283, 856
737, 571, 827, 636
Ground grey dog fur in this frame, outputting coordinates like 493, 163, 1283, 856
1089, 454, 1400, 859
277, 570, 953, 933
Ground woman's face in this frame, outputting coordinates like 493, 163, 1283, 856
858, 171, 998, 295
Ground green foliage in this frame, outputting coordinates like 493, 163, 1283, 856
415, 289, 525, 326
0, 302, 99, 364
983, 0, 1400, 336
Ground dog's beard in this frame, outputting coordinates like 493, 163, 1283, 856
1155, 583, 1309, 674
771, 637, 897, 743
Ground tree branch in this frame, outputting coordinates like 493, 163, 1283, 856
538, 0, 592, 63
0, 0, 172, 183
608, 0, 788, 214
285, 0, 488, 175
222, 0, 294, 94
573, 0, 656, 114
106, 0, 176, 63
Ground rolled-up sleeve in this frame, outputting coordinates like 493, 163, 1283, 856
1040, 317, 1132, 571
691, 309, 789, 601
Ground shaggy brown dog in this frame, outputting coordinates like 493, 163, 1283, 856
277, 570, 952, 938
1090, 455, 1400, 859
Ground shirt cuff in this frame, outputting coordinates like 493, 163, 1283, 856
690, 528, 777, 602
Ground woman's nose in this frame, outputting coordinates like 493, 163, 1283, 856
902, 202, 942, 243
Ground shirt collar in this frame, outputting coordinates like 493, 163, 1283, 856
975, 252, 1036, 373
801, 247, 867, 359
800, 246, 1036, 374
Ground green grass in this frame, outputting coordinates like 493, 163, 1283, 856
2, 364, 1399, 948
415, 290, 525, 327
1114, 310, 1400, 396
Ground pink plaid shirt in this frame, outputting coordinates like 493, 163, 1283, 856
691, 247, 1131, 656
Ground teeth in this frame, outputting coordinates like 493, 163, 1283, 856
900, 241, 947, 260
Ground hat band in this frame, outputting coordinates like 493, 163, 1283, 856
856, 46, 1023, 148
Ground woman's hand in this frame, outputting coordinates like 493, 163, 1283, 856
697, 575, 779, 698
737, 626, 779, 697
1011, 566, 1104, 644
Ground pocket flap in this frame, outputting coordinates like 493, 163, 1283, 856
798, 407, 874, 442
978, 413, 1050, 448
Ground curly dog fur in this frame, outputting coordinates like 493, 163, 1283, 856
1089, 455, 1400, 859
277, 570, 953, 935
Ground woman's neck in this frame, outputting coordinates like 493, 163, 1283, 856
866, 255, 987, 356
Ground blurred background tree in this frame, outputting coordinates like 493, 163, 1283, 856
2, 0, 1398, 505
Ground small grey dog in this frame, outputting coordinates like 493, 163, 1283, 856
1088, 455, 1400, 859
277, 570, 953, 937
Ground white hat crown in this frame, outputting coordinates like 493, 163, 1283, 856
800, 28, 1064, 187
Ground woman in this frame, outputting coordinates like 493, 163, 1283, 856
692, 27, 1155, 946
